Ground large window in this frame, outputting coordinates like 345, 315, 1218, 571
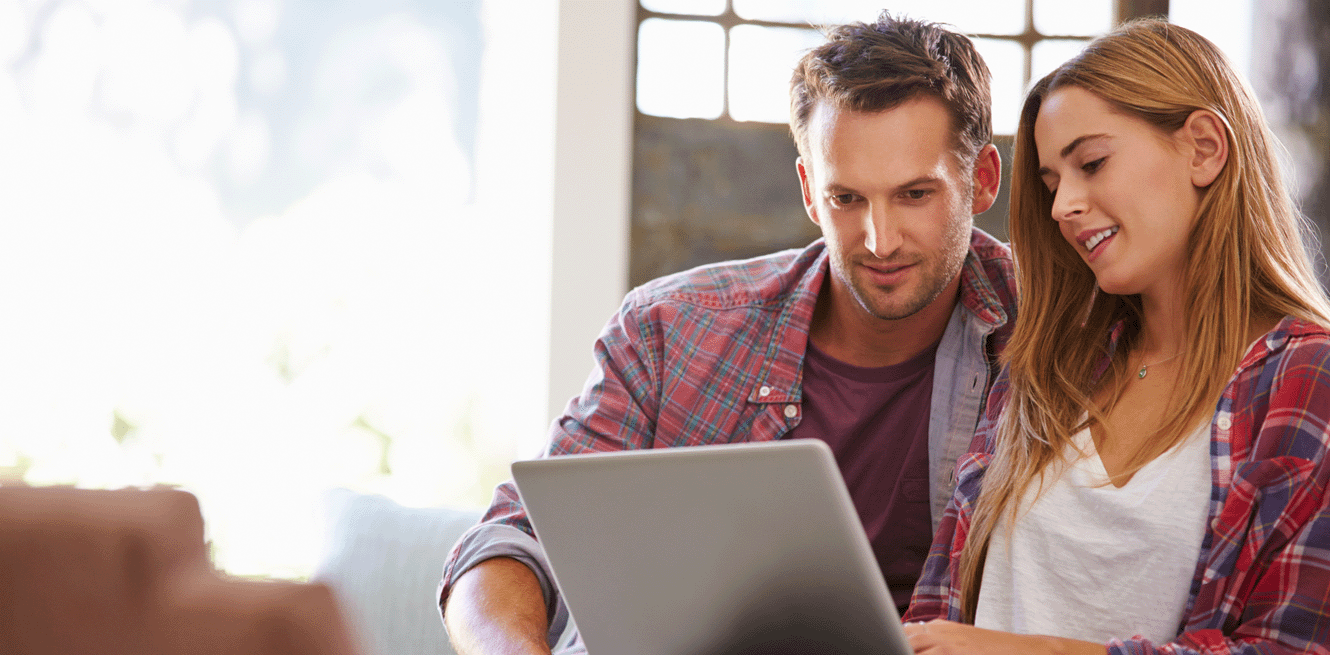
0, 0, 556, 580
636, 0, 1116, 135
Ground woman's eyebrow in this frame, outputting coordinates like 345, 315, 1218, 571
1038, 134, 1111, 177
1060, 133, 1110, 159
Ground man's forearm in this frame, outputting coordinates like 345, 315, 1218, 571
444, 557, 553, 655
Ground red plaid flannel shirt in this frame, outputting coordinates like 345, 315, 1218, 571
907, 316, 1330, 654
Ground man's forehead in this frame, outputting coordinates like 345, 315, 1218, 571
803, 97, 962, 183
805, 100, 858, 143
808, 96, 956, 142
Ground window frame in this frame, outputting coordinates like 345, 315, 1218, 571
635, 0, 1167, 132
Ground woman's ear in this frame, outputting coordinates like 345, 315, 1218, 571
1183, 109, 1229, 188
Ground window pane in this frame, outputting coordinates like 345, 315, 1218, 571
733, 0, 879, 24
1171, 0, 1252, 78
1034, 0, 1111, 36
637, 19, 725, 119
1031, 38, 1090, 86
734, 0, 1025, 35
972, 38, 1024, 135
640, 0, 726, 16
914, 0, 1025, 36
729, 25, 823, 123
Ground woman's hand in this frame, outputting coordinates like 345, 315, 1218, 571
902, 620, 1107, 655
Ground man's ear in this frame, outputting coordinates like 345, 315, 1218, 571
970, 143, 1001, 215
1183, 109, 1229, 188
797, 157, 820, 226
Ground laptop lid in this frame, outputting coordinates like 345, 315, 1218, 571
512, 439, 913, 655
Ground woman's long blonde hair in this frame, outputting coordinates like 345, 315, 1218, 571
956, 19, 1330, 620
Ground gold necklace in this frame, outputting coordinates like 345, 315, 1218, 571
1137, 351, 1183, 379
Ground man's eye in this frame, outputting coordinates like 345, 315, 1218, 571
831, 194, 856, 205
904, 189, 929, 201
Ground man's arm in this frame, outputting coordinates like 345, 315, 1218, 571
439, 304, 660, 653
444, 557, 553, 655
439, 296, 662, 655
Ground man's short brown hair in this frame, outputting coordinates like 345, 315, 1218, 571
790, 12, 992, 167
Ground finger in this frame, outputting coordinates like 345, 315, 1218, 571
906, 631, 939, 653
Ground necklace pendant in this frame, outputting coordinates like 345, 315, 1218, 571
1138, 366, 1148, 379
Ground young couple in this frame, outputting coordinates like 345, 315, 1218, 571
442, 13, 1330, 655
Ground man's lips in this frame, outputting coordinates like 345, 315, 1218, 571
859, 260, 915, 284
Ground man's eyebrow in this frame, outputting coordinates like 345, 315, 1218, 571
1037, 134, 1110, 177
892, 175, 942, 192
823, 176, 941, 194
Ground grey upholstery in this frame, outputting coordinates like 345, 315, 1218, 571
312, 488, 483, 655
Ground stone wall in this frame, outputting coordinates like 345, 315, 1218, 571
629, 114, 1012, 288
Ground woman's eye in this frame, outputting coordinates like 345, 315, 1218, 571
1082, 157, 1107, 174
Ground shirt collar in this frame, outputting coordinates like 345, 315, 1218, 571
955, 230, 1012, 333
746, 241, 828, 404
753, 231, 1014, 404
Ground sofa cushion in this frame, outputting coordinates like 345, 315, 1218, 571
312, 488, 482, 655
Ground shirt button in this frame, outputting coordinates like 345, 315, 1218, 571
784, 404, 798, 418
1217, 416, 1232, 430
759, 386, 772, 397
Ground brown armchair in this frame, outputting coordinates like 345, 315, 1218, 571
0, 485, 360, 655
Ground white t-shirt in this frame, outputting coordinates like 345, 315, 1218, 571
974, 421, 1211, 644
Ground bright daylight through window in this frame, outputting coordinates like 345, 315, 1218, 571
636, 0, 1249, 136
0, 0, 554, 579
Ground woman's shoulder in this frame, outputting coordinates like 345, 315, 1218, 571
1235, 316, 1330, 406
1233, 316, 1330, 464
1260, 316, 1330, 372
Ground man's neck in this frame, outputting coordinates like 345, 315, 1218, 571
808, 274, 961, 368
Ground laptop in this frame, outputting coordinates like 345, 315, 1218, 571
511, 439, 913, 655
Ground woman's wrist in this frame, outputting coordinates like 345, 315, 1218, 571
1034, 634, 1108, 655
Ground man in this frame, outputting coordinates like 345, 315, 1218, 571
441, 13, 1013, 655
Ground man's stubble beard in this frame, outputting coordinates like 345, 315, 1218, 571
838, 213, 972, 322
841, 247, 965, 321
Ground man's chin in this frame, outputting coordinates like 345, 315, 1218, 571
855, 292, 930, 321
850, 272, 959, 321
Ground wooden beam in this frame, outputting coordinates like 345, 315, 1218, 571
1117, 0, 1170, 24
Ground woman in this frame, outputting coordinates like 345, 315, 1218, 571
902, 19, 1330, 655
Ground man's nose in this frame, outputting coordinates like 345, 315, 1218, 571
863, 203, 901, 259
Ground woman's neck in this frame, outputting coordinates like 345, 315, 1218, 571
1137, 278, 1189, 358
1138, 276, 1283, 359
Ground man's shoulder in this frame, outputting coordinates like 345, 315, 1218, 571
966, 228, 1015, 284
631, 240, 826, 311
959, 228, 1017, 328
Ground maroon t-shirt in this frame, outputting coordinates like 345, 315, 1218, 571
784, 339, 937, 613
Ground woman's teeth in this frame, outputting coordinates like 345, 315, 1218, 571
1085, 227, 1119, 252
